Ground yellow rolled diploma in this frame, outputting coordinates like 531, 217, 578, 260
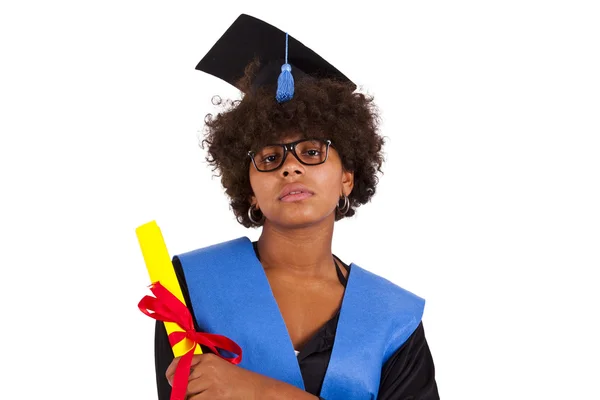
136, 220, 202, 357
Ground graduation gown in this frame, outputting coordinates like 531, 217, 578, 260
155, 240, 439, 399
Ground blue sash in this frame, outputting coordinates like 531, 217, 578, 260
177, 237, 424, 399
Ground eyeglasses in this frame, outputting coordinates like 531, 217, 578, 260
248, 138, 332, 172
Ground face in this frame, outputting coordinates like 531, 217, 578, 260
249, 134, 354, 229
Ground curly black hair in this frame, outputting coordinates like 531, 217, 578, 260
201, 59, 385, 228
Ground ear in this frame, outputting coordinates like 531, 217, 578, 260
341, 169, 354, 197
249, 195, 259, 209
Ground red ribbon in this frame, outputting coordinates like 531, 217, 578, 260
138, 282, 242, 400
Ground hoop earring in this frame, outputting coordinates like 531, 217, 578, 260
337, 195, 350, 216
248, 205, 264, 225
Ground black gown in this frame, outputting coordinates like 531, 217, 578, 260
155, 243, 440, 399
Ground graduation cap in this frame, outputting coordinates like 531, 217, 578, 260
195, 14, 355, 103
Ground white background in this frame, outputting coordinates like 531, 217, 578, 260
1, 1, 599, 399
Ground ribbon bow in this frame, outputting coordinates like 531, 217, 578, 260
138, 282, 242, 400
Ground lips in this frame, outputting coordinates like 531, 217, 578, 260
279, 183, 314, 200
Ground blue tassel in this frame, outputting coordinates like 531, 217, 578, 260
276, 64, 294, 103
276, 33, 294, 103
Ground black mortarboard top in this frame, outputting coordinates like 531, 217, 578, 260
195, 14, 355, 103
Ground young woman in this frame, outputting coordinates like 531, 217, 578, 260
154, 14, 440, 400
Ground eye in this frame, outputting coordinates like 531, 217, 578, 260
303, 149, 321, 157
262, 154, 281, 163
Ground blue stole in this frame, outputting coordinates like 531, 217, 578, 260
177, 237, 424, 399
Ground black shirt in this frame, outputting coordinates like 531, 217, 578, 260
155, 244, 439, 399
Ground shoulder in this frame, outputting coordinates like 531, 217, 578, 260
349, 263, 425, 312
174, 236, 260, 289
177, 236, 252, 258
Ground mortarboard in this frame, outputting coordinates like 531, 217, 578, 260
195, 14, 355, 103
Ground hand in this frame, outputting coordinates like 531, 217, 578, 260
166, 353, 266, 400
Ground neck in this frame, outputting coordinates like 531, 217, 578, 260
257, 215, 336, 280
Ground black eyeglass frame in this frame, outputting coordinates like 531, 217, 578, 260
247, 138, 333, 172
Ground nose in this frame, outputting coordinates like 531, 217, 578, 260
279, 149, 305, 177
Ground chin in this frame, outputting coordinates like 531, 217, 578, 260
270, 210, 334, 229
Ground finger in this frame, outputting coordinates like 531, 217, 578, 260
189, 390, 218, 400
186, 376, 212, 398
165, 356, 181, 384
166, 354, 205, 385
187, 391, 211, 400
189, 364, 203, 381
190, 354, 205, 366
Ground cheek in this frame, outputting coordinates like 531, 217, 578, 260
249, 172, 274, 204
315, 166, 344, 200
248, 170, 262, 200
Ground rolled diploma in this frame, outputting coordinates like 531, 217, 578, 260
136, 220, 202, 357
